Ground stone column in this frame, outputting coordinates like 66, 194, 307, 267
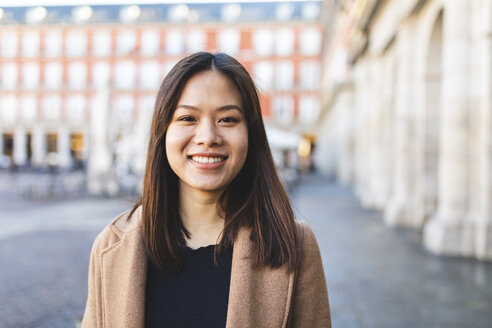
366, 56, 387, 209
57, 126, 71, 169
13, 127, 27, 166
335, 84, 355, 184
353, 59, 372, 203
385, 19, 418, 227
424, 0, 473, 256
355, 56, 380, 208
380, 52, 397, 214
31, 125, 46, 168
475, 0, 492, 259
0, 130, 4, 156
87, 89, 117, 196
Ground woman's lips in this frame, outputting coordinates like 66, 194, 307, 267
189, 155, 227, 170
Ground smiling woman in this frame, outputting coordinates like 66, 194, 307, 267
81, 52, 331, 328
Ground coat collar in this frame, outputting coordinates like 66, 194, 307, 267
100, 208, 295, 328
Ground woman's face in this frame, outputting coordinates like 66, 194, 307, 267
166, 71, 249, 195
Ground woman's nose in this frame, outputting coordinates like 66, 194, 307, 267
194, 120, 222, 146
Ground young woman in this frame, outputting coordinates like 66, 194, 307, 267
81, 52, 331, 328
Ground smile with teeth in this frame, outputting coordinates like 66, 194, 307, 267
191, 156, 226, 163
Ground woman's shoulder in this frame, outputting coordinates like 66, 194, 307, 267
295, 220, 319, 246
91, 205, 143, 253
294, 220, 323, 263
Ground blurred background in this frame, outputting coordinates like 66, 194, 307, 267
0, 0, 492, 327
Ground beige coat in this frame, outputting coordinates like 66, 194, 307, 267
81, 207, 331, 328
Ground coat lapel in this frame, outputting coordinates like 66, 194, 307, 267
226, 227, 295, 328
101, 227, 147, 328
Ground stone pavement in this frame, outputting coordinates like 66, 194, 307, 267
1, 174, 492, 327
0, 197, 130, 328
291, 174, 492, 328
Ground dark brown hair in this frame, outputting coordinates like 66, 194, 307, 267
131, 52, 299, 273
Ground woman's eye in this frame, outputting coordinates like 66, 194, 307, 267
219, 117, 239, 123
178, 116, 195, 122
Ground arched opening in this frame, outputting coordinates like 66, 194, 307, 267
423, 10, 443, 223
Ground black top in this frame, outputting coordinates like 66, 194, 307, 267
145, 245, 233, 328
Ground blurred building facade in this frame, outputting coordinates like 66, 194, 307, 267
0, 1, 322, 195
317, 0, 492, 260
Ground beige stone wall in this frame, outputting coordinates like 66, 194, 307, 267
318, 0, 492, 260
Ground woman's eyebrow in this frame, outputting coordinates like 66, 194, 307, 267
176, 104, 242, 112
216, 105, 242, 112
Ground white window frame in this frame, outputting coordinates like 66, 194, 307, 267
1, 31, 18, 58
253, 29, 273, 57
275, 61, 294, 90
92, 30, 112, 57
42, 95, 62, 120
2, 63, 18, 90
44, 30, 63, 57
22, 31, 40, 58
141, 29, 160, 56
68, 62, 87, 89
23, 62, 40, 89
44, 62, 63, 90
66, 30, 88, 57
115, 61, 136, 89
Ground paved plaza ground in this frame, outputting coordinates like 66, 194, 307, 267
0, 173, 491, 327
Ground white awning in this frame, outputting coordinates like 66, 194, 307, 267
265, 126, 301, 150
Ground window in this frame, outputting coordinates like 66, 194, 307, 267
1, 31, 18, 58
42, 95, 61, 120
298, 96, 320, 124
115, 61, 136, 89
92, 30, 112, 57
45, 30, 63, 57
1, 95, 18, 123
253, 29, 273, 56
68, 62, 87, 89
300, 61, 320, 90
117, 30, 136, 56
44, 62, 63, 89
272, 96, 294, 124
275, 61, 294, 90
22, 31, 40, 57
275, 29, 294, 56
139, 61, 160, 90
66, 95, 86, 122
2, 63, 17, 90
141, 29, 160, 56
166, 30, 184, 55
218, 29, 240, 55
300, 29, 321, 56
92, 61, 110, 87
23, 62, 40, 89
20, 95, 37, 121
114, 95, 134, 123
253, 61, 273, 91
66, 30, 87, 57
187, 30, 205, 53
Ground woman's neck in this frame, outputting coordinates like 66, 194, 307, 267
179, 184, 225, 249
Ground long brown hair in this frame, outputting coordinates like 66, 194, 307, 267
131, 52, 299, 273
